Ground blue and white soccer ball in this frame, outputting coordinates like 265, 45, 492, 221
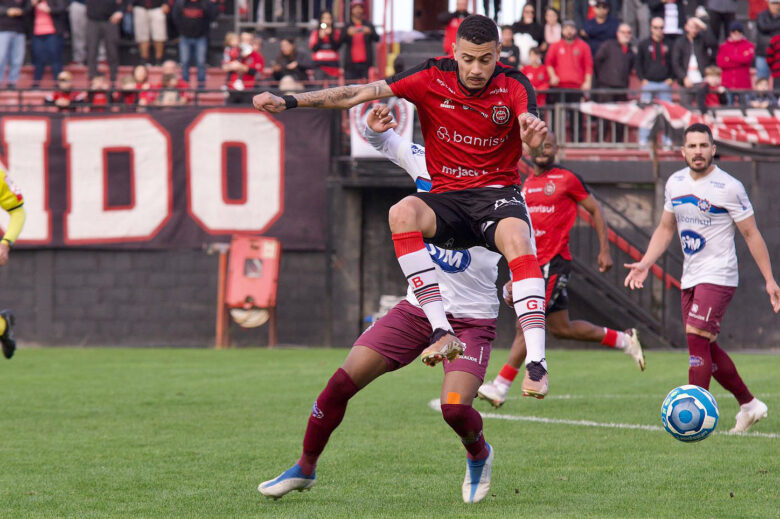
660, 385, 719, 442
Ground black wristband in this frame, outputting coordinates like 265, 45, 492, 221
282, 95, 298, 109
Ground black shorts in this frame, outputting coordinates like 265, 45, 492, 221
413, 185, 532, 251
542, 255, 571, 315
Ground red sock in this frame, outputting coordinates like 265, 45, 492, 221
601, 328, 618, 348
441, 404, 488, 460
710, 341, 753, 405
687, 333, 712, 389
498, 364, 519, 382
298, 368, 359, 475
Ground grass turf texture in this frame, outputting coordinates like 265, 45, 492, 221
0, 348, 777, 518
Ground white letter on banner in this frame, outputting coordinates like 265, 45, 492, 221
1, 118, 51, 243
187, 111, 283, 233
63, 116, 171, 243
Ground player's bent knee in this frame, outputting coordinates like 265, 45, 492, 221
441, 402, 470, 427
686, 324, 715, 341
388, 198, 423, 232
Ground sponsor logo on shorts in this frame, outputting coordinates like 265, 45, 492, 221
491, 104, 512, 126
689, 355, 703, 367
312, 401, 324, 419
494, 197, 525, 210
680, 230, 706, 255
426, 244, 471, 273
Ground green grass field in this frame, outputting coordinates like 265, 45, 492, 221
1, 347, 777, 518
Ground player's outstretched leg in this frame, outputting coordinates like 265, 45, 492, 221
258, 368, 360, 499
0, 309, 16, 359
507, 256, 548, 398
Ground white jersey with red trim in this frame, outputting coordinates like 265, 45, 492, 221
664, 166, 754, 289
364, 125, 501, 318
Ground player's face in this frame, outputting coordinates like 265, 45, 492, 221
532, 135, 557, 168
682, 132, 715, 173
454, 39, 499, 90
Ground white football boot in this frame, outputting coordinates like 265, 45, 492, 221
729, 398, 768, 433
623, 328, 645, 371
477, 380, 509, 408
258, 464, 316, 499
462, 443, 494, 503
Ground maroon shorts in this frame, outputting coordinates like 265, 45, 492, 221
354, 300, 496, 381
680, 283, 737, 336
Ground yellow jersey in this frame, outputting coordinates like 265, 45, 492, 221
0, 168, 23, 213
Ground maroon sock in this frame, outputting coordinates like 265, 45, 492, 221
710, 341, 754, 405
687, 333, 712, 389
441, 404, 488, 460
297, 368, 359, 475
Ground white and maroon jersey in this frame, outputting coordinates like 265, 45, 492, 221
364, 125, 501, 318
664, 166, 754, 289
521, 165, 590, 266
386, 57, 537, 193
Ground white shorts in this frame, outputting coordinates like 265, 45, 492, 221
133, 6, 167, 43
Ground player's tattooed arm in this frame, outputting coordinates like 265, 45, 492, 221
252, 81, 394, 112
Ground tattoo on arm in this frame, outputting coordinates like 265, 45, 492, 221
294, 80, 393, 109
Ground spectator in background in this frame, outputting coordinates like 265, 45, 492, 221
706, 0, 737, 41
86, 0, 125, 82
547, 20, 593, 95
115, 74, 138, 107
513, 3, 543, 47
544, 7, 561, 50
272, 38, 308, 82
133, 0, 169, 66
31, 0, 67, 87
172, 0, 217, 89
45, 70, 84, 110
0, 0, 31, 89
499, 25, 520, 67
647, 0, 685, 47
223, 31, 264, 102
342, 0, 378, 80
581, 0, 620, 57
86, 72, 111, 110
672, 16, 717, 104
521, 46, 551, 105
637, 17, 674, 146
749, 77, 777, 107
574, 0, 620, 31
716, 21, 754, 105
222, 30, 238, 64
155, 72, 186, 105
767, 33, 780, 92
622, 0, 650, 42
594, 23, 635, 102
69, 0, 87, 63
132, 63, 156, 105
756, 0, 780, 82
309, 9, 341, 80
695, 65, 727, 110
440, 0, 469, 55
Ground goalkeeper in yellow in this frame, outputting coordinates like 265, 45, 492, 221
0, 167, 25, 359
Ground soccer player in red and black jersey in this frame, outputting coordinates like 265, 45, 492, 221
254, 14, 550, 398
477, 132, 646, 408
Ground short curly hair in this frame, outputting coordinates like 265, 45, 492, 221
456, 14, 499, 45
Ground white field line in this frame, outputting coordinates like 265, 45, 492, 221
503, 392, 780, 401
426, 399, 780, 439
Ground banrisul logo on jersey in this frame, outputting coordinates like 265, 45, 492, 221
426, 244, 471, 273
680, 230, 706, 255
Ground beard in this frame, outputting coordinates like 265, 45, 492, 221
534, 154, 554, 168
686, 154, 713, 173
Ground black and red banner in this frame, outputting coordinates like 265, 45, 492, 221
0, 109, 333, 250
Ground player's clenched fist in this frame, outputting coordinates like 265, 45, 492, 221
519, 112, 548, 149
253, 92, 286, 113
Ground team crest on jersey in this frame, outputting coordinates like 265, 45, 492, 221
697, 198, 711, 213
491, 105, 511, 126
544, 181, 556, 196
427, 244, 471, 273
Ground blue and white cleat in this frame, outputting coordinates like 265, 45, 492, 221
462, 443, 493, 503
258, 464, 316, 499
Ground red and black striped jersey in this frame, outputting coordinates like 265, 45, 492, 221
387, 57, 538, 193
521, 165, 590, 266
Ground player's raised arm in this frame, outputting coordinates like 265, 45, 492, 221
624, 210, 676, 290
252, 80, 395, 113
735, 215, 780, 313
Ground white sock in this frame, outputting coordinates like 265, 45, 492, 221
512, 277, 547, 369
398, 249, 451, 332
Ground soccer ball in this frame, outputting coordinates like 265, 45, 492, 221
660, 385, 719, 442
